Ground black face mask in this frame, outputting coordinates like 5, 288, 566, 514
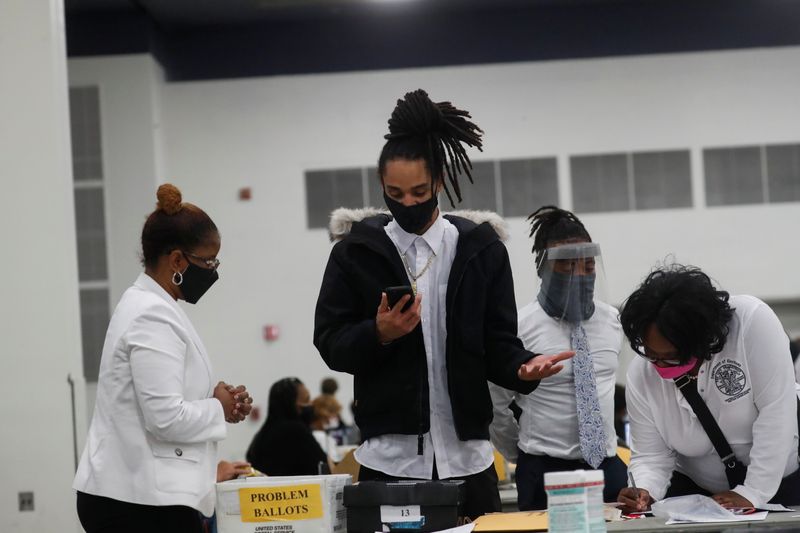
299, 405, 315, 426
383, 192, 438, 234
178, 261, 219, 304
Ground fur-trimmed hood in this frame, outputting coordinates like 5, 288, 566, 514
328, 207, 509, 242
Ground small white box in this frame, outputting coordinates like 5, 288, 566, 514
216, 474, 352, 533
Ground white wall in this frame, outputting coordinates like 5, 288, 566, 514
152, 46, 800, 458
0, 1, 85, 531
68, 55, 164, 423
68, 55, 164, 306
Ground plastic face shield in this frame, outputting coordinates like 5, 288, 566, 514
536, 242, 608, 324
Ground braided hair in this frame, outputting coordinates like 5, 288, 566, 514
378, 89, 483, 207
527, 205, 592, 273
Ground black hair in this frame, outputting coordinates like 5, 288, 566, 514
320, 377, 338, 396
527, 205, 592, 274
619, 265, 735, 363
141, 184, 218, 269
266, 377, 303, 423
377, 89, 483, 207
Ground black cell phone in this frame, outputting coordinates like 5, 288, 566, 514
385, 285, 414, 312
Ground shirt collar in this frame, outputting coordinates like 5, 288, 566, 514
387, 212, 445, 256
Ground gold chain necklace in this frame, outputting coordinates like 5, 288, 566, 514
401, 249, 436, 294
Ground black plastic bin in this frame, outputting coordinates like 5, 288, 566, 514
343, 480, 464, 533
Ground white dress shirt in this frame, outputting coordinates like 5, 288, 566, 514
627, 295, 800, 508
489, 300, 621, 462
73, 273, 226, 516
355, 213, 494, 479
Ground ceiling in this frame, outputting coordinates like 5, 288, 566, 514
64, 0, 800, 81
66, 0, 610, 27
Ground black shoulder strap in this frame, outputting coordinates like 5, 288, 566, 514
673, 375, 747, 489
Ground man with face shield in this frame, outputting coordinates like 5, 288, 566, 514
489, 206, 626, 511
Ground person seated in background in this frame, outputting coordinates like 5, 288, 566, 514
618, 265, 800, 513
489, 206, 626, 511
320, 376, 345, 428
310, 394, 345, 462
321, 376, 339, 396
246, 377, 332, 476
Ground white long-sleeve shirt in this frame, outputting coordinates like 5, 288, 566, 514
627, 295, 799, 508
354, 214, 494, 479
489, 300, 621, 462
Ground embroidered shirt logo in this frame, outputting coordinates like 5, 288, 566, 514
711, 360, 750, 402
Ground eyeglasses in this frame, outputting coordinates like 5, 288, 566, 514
183, 251, 220, 270
635, 352, 684, 367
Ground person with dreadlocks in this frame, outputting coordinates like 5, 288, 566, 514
489, 206, 627, 510
313, 90, 573, 518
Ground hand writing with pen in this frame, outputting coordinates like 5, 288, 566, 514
618, 487, 653, 514
618, 472, 653, 514
618, 485, 754, 514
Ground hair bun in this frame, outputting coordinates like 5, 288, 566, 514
156, 183, 183, 215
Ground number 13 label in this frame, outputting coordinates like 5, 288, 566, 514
380, 505, 422, 523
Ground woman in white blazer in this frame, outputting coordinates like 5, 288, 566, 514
74, 184, 252, 532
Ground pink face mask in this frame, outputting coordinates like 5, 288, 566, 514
653, 357, 698, 380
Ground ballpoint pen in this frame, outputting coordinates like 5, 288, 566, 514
627, 472, 648, 514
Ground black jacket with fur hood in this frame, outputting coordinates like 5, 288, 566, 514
313, 208, 538, 445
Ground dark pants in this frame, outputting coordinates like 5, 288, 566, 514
515, 451, 628, 511
358, 463, 502, 519
76, 491, 203, 533
665, 468, 800, 505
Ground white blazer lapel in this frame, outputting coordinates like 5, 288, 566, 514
135, 273, 215, 395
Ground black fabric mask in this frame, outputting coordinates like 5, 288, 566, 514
299, 405, 315, 426
383, 192, 438, 234
179, 261, 219, 304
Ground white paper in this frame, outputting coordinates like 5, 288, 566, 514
757, 503, 794, 512
666, 511, 767, 525
652, 495, 769, 524
428, 523, 476, 533
380, 504, 422, 523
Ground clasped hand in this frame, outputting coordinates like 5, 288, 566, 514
214, 382, 253, 423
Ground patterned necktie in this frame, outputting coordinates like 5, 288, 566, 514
571, 324, 607, 469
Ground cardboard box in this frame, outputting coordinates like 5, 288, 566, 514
216, 474, 352, 533
343, 480, 464, 533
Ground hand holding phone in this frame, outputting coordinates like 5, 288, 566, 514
384, 285, 415, 312
375, 286, 422, 344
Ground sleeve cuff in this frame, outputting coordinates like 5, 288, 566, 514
635, 472, 669, 501
208, 397, 228, 441
732, 485, 762, 508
